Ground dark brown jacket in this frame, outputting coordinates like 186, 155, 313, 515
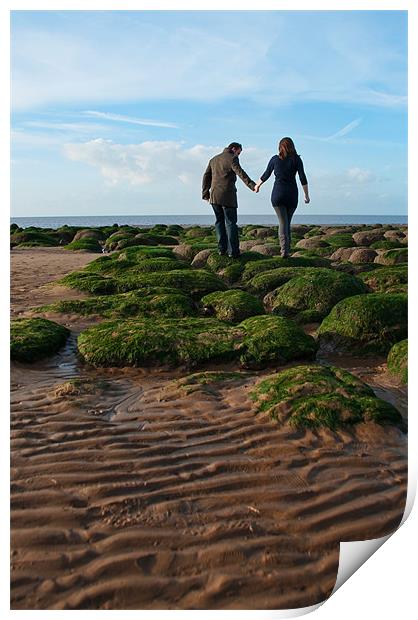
202, 148, 255, 208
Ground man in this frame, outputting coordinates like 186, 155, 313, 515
202, 142, 257, 258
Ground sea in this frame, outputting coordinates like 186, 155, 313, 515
10, 214, 408, 229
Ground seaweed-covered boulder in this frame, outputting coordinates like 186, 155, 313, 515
242, 256, 330, 285
329, 247, 355, 262
201, 290, 264, 322
358, 266, 408, 293
370, 240, 404, 250
352, 230, 385, 246
134, 233, 179, 246
374, 248, 408, 265
322, 234, 356, 248
191, 249, 213, 268
247, 265, 333, 295
250, 365, 402, 429
317, 293, 407, 355
250, 244, 281, 256
78, 317, 241, 367
295, 236, 330, 250
73, 229, 104, 242
11, 318, 70, 362
383, 230, 406, 241
268, 269, 368, 322
184, 227, 208, 239
77, 314, 317, 369
41, 288, 196, 319
387, 339, 408, 384
160, 371, 249, 399
348, 248, 378, 264
64, 238, 103, 253
239, 315, 318, 368
115, 269, 227, 297
10, 230, 59, 247
173, 243, 197, 262
205, 252, 264, 284
59, 271, 117, 294
331, 262, 379, 276
239, 240, 259, 251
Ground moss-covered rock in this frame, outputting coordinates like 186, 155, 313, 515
296, 236, 330, 250
242, 256, 330, 284
10, 230, 59, 247
374, 248, 408, 265
115, 269, 227, 297
322, 234, 356, 248
41, 288, 196, 319
371, 240, 404, 250
387, 339, 408, 384
250, 364, 402, 429
77, 314, 317, 369
269, 269, 368, 321
249, 244, 282, 256
201, 290, 264, 322
348, 248, 378, 264
161, 371, 250, 397
352, 231, 385, 246
78, 317, 242, 367
73, 229, 104, 242
64, 238, 102, 252
317, 293, 407, 355
11, 318, 70, 362
358, 266, 408, 293
59, 271, 117, 294
239, 315, 318, 368
247, 266, 335, 295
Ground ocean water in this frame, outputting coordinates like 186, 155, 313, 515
11, 214, 408, 229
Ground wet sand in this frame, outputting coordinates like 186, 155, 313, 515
10, 247, 407, 610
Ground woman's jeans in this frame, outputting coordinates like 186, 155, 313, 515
211, 204, 240, 256
273, 205, 297, 256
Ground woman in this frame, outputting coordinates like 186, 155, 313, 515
255, 138, 310, 258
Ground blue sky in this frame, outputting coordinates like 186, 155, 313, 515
11, 10, 407, 216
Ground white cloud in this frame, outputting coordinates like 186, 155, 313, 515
347, 167, 375, 183
63, 139, 267, 189
83, 111, 179, 129
325, 118, 362, 141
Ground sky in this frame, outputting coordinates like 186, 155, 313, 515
10, 9, 408, 217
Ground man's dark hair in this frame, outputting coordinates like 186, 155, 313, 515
227, 142, 242, 152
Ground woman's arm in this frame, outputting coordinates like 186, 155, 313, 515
297, 156, 310, 203
254, 157, 275, 191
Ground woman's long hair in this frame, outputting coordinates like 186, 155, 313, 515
278, 137, 296, 160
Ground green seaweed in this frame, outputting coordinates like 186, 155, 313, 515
11, 318, 70, 362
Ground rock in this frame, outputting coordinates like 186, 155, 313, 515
73, 229, 104, 241
239, 240, 259, 251
295, 236, 330, 250
201, 290, 264, 322
250, 364, 402, 429
317, 293, 407, 355
387, 339, 408, 384
249, 244, 282, 256
358, 266, 408, 293
383, 230, 406, 240
374, 249, 408, 265
352, 230, 385, 246
348, 248, 378, 263
77, 314, 317, 369
329, 247, 356, 262
191, 249, 213, 268
11, 318, 70, 362
268, 269, 368, 321
173, 243, 197, 262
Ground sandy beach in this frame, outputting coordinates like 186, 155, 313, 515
10, 245, 407, 609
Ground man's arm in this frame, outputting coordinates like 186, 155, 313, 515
202, 162, 212, 200
231, 156, 255, 190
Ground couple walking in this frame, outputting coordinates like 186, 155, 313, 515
202, 138, 310, 258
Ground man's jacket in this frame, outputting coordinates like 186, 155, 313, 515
202, 148, 255, 208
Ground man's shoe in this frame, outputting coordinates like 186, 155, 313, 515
228, 253, 241, 259
218, 251, 227, 256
